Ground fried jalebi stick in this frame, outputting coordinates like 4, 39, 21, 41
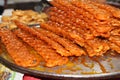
0, 28, 40, 67
70, 0, 110, 20
42, 21, 85, 46
14, 21, 71, 56
49, 9, 111, 38
88, 1, 120, 19
49, 8, 90, 34
49, 1, 93, 27
50, 0, 116, 28
49, 7, 111, 38
49, 14, 84, 32
109, 42, 120, 53
34, 28, 86, 56
87, 1, 120, 27
49, 22, 109, 56
46, 22, 102, 56
49, 11, 76, 27
109, 36, 120, 47
111, 28, 120, 36
70, 0, 112, 35
85, 38, 110, 56
50, 1, 68, 11
93, 24, 112, 34
49, 14, 94, 39
50, 7, 77, 19
50, 0, 94, 20
14, 29, 68, 67
49, 8, 86, 28
54, 0, 112, 25
52, 0, 110, 20
109, 19, 120, 27
49, 7, 85, 24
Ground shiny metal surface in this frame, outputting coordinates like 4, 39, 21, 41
0, 1, 120, 80
0, 50, 120, 80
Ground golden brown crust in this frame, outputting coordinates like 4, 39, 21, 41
14, 29, 68, 67
70, 0, 110, 20
0, 28, 40, 67
14, 20, 72, 57
41, 22, 85, 46
0, 0, 120, 68
109, 42, 120, 53
109, 35, 120, 47
49, 0, 113, 38
34, 28, 86, 56
48, 0, 118, 56
85, 38, 110, 56
88, 1, 120, 19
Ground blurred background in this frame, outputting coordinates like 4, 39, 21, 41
0, 0, 120, 15
0, 0, 41, 15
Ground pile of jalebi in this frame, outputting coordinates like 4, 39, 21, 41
0, 0, 120, 67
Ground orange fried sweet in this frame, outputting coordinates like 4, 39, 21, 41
14, 29, 68, 67
0, 28, 40, 67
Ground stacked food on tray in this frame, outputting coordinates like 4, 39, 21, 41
0, 0, 120, 68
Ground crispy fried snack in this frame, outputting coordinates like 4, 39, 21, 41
40, 22, 85, 46
1, 10, 48, 30
14, 29, 68, 67
88, 0, 120, 19
40, 22, 110, 56
34, 28, 86, 56
0, 0, 120, 68
14, 20, 72, 56
0, 28, 40, 67
109, 42, 120, 53
49, 0, 112, 38
111, 28, 120, 36
49, 7, 111, 38
85, 38, 110, 56
73, 0, 110, 20
48, 0, 118, 56
109, 36, 120, 47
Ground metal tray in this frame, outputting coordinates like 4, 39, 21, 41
0, 1, 120, 80
0, 47, 120, 80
